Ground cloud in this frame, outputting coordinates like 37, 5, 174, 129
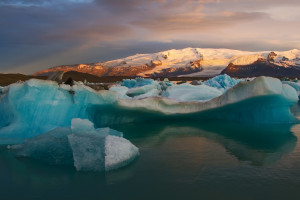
133, 11, 267, 33
0, 0, 299, 73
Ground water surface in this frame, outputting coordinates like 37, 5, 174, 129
0, 104, 300, 200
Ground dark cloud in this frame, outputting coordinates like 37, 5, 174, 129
0, 0, 299, 73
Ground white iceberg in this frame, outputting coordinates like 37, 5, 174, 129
162, 83, 222, 102
105, 135, 139, 171
109, 85, 131, 99
126, 84, 160, 98
283, 81, 300, 98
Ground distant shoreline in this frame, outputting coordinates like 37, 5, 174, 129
1, 71, 299, 87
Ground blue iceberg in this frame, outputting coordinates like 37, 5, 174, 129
121, 77, 155, 88
0, 79, 118, 144
0, 76, 299, 146
203, 74, 242, 92
283, 81, 300, 99
116, 76, 298, 123
112, 75, 240, 101
10, 118, 139, 171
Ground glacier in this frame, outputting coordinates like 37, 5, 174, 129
9, 118, 139, 171
0, 75, 299, 146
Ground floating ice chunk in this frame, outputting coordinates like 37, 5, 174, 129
11, 127, 74, 165
160, 80, 172, 91
110, 84, 161, 99
68, 133, 106, 171
121, 78, 155, 88
126, 84, 160, 97
109, 85, 131, 99
96, 127, 123, 137
163, 83, 222, 102
134, 88, 160, 99
10, 118, 139, 171
71, 118, 95, 133
204, 74, 242, 92
105, 135, 139, 171
282, 84, 299, 101
283, 81, 300, 98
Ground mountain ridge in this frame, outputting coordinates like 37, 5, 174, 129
34, 48, 300, 78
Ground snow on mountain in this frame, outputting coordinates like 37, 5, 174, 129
34, 48, 300, 77
222, 49, 300, 78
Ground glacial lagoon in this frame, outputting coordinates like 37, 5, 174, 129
0, 105, 300, 200
0, 76, 300, 200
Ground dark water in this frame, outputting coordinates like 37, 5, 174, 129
1, 104, 300, 200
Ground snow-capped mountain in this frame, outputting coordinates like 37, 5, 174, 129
222, 49, 300, 78
34, 48, 300, 78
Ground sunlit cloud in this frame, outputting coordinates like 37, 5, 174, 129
0, 0, 299, 73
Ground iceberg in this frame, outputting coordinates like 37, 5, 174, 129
8, 127, 74, 166
105, 135, 140, 171
133, 88, 161, 99
121, 78, 155, 88
126, 84, 160, 98
10, 118, 139, 171
112, 75, 241, 101
162, 83, 222, 102
117, 76, 298, 123
0, 76, 299, 145
110, 78, 172, 100
0, 79, 118, 144
283, 81, 300, 99
203, 74, 242, 92
67, 133, 106, 171
110, 84, 161, 100
109, 85, 131, 99
71, 118, 95, 133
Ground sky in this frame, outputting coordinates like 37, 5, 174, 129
0, 0, 300, 74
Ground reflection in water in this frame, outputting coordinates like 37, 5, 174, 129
291, 101, 300, 120
2, 121, 297, 178
0, 104, 299, 200
0, 145, 138, 187
117, 121, 297, 166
